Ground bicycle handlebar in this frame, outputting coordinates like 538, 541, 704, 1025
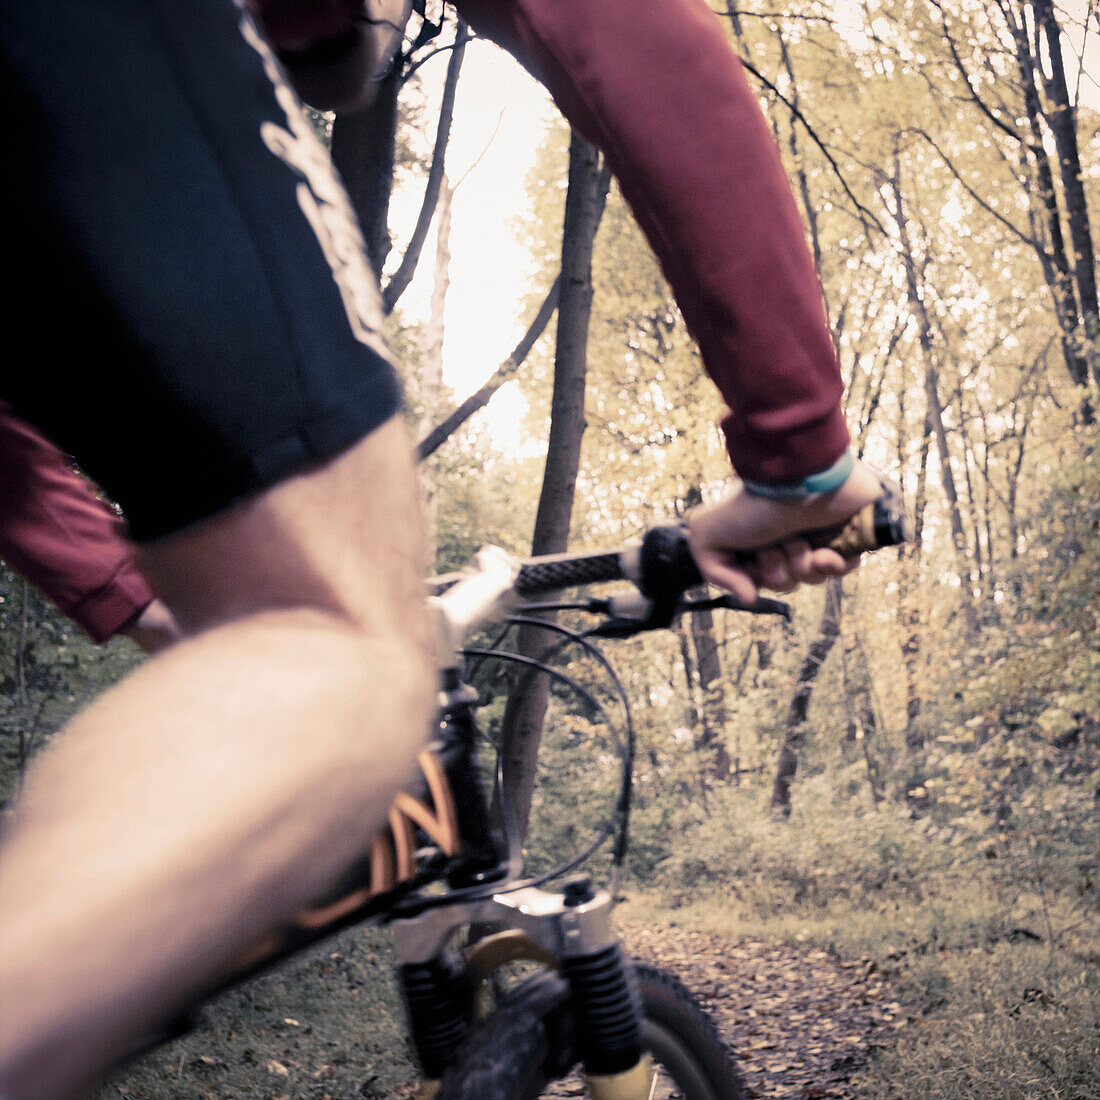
431, 475, 911, 658
515, 551, 625, 596
514, 474, 912, 600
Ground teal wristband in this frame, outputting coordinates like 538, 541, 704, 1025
742, 449, 855, 500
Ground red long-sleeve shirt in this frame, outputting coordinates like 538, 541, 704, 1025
454, 0, 850, 484
0, 404, 155, 643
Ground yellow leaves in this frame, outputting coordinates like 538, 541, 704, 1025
744, 1037, 779, 1050
1037, 706, 1078, 740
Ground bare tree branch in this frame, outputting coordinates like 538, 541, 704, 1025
909, 128, 1043, 251
927, 0, 1024, 143
733, 51, 888, 237
417, 276, 561, 460
382, 19, 469, 314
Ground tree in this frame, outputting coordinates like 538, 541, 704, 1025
498, 131, 611, 841
921, 0, 1098, 408
771, 578, 844, 818
329, 11, 466, 306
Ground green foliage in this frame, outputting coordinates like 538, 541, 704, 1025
0, 565, 146, 811
428, 443, 542, 572
635, 776, 960, 918
619, 768, 1098, 1100
899, 450, 1099, 875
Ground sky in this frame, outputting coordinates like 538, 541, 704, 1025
387, 36, 553, 442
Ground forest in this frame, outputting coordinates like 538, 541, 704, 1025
1, 0, 1097, 1097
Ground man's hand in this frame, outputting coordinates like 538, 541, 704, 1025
687, 458, 885, 604
121, 599, 182, 655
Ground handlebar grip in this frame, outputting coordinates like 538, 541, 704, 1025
515, 551, 624, 596
731, 476, 913, 565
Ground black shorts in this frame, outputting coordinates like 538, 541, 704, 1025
0, 0, 403, 541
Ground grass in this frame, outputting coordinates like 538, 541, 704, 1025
868, 944, 1100, 1100
619, 773, 1100, 1100
102, 926, 419, 1100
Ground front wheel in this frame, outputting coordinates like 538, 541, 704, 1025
435, 962, 744, 1100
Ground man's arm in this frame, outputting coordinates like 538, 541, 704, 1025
455, 0, 850, 486
245, 0, 889, 594
0, 403, 178, 651
246, 0, 848, 482
454, 0, 884, 595
247, 0, 851, 486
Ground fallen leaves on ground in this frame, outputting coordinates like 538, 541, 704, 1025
617, 923, 896, 1099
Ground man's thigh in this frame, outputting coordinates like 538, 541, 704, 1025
138, 415, 431, 647
0, 416, 435, 1100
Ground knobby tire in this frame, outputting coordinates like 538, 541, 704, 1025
435, 962, 744, 1100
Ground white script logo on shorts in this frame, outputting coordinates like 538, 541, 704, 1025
238, 11, 392, 363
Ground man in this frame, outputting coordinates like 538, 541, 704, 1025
0, 1, 883, 1096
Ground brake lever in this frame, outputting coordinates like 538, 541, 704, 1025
589, 591, 790, 638
681, 593, 792, 621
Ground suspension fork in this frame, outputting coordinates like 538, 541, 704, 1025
434, 671, 506, 883
391, 880, 650, 1098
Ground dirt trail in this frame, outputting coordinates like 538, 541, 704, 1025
618, 923, 895, 1099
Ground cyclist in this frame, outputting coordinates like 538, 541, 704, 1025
0, 1, 883, 1096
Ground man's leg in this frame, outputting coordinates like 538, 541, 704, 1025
0, 416, 434, 1099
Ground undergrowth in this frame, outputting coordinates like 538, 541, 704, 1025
102, 926, 417, 1100
620, 770, 1099, 1100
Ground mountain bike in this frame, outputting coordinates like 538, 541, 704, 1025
135, 481, 909, 1100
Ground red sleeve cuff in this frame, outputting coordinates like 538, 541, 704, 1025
0, 402, 156, 643
66, 564, 155, 644
720, 403, 851, 485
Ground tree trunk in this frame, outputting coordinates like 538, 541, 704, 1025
1006, 1, 1096, 410
901, 407, 931, 748
417, 277, 561, 460
330, 66, 402, 278
958, 411, 991, 611
419, 175, 453, 558
678, 485, 731, 784
1031, 0, 1099, 388
938, 0, 1093, 416
498, 132, 610, 842
676, 623, 713, 808
382, 20, 467, 314
689, 603, 733, 783
771, 578, 843, 818
842, 616, 885, 809
889, 158, 979, 639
